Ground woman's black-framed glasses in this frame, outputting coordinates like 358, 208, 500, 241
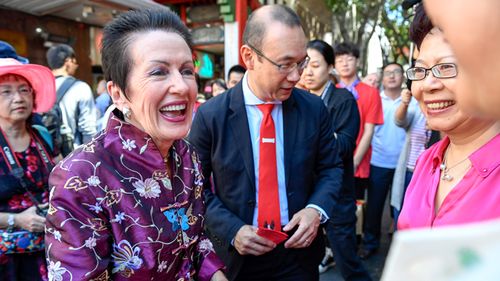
247, 44, 309, 74
406, 63, 458, 81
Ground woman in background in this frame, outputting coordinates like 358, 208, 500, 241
0, 58, 57, 280
303, 39, 369, 280
211, 78, 227, 97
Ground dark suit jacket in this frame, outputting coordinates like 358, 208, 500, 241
323, 84, 360, 224
188, 83, 343, 279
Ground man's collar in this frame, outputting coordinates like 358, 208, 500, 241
242, 72, 282, 105
380, 90, 402, 101
339, 76, 359, 86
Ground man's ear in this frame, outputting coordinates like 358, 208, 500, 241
107, 81, 128, 111
240, 45, 254, 70
63, 57, 72, 72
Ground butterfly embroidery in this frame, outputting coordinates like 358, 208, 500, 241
162, 208, 190, 232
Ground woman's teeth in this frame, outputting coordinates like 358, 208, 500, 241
160, 104, 186, 112
427, 101, 455, 110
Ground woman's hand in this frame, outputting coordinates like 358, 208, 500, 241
14, 204, 47, 233
210, 270, 228, 281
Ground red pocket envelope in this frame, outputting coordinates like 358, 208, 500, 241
257, 228, 289, 244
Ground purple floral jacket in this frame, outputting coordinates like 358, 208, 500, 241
45, 113, 224, 280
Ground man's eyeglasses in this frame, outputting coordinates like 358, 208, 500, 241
0, 86, 33, 98
247, 44, 309, 74
406, 63, 458, 81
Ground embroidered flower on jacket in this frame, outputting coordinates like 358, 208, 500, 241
53, 230, 62, 242
85, 237, 97, 248
122, 139, 137, 151
88, 203, 103, 214
112, 240, 143, 275
194, 173, 203, 188
132, 178, 161, 199
198, 238, 214, 253
48, 260, 68, 281
157, 260, 168, 272
87, 175, 101, 186
112, 212, 126, 224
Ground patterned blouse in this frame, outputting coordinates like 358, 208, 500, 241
45, 113, 224, 280
0, 131, 53, 280
0, 135, 51, 213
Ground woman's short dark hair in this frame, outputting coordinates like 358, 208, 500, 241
101, 8, 192, 96
212, 78, 227, 90
307, 39, 335, 66
334, 42, 360, 59
409, 4, 434, 49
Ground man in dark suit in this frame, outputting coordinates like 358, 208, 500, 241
189, 5, 343, 281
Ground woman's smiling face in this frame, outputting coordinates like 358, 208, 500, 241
115, 30, 197, 147
411, 28, 468, 134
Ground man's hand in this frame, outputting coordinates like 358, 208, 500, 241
234, 225, 276, 256
282, 208, 320, 249
353, 156, 361, 171
401, 89, 412, 105
210, 270, 228, 281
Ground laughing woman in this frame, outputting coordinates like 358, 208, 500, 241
398, 4, 500, 230
44, 9, 226, 280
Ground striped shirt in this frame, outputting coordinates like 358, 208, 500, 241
407, 111, 429, 170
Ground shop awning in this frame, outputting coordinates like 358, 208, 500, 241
0, 0, 169, 27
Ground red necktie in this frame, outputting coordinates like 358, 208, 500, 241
257, 104, 281, 231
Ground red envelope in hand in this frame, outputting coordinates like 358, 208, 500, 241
257, 228, 289, 244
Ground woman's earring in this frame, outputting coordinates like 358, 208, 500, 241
122, 107, 131, 119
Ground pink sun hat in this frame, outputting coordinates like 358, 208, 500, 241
0, 58, 56, 113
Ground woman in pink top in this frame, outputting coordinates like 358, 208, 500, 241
398, 4, 500, 230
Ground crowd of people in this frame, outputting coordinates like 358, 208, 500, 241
0, 1, 498, 281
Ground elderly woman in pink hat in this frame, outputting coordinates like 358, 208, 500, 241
0, 58, 58, 280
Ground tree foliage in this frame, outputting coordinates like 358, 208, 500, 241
379, 0, 412, 65
326, 0, 411, 73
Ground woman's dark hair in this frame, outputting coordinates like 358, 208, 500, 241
334, 42, 360, 59
212, 79, 227, 90
409, 4, 434, 49
307, 39, 335, 66
101, 8, 192, 96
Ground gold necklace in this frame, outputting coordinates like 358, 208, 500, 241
440, 146, 470, 182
